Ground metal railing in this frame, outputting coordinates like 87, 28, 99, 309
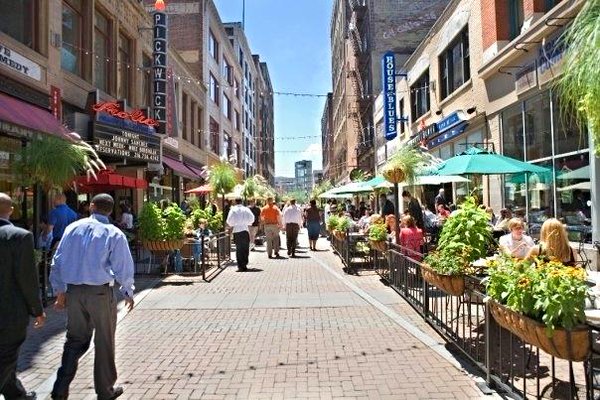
374, 244, 594, 399
330, 230, 372, 273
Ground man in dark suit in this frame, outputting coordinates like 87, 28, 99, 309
379, 193, 395, 218
402, 190, 425, 230
0, 193, 46, 400
434, 188, 447, 208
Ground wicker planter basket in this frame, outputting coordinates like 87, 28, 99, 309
488, 300, 590, 362
382, 168, 405, 184
369, 239, 387, 252
142, 239, 185, 252
420, 264, 465, 296
333, 230, 346, 240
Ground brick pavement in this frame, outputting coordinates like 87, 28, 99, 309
13, 231, 491, 399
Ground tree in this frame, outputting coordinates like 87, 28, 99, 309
557, 0, 600, 153
208, 159, 238, 225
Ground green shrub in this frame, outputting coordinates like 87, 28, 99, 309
138, 202, 166, 241
327, 215, 340, 231
368, 223, 388, 242
163, 204, 186, 240
337, 216, 351, 231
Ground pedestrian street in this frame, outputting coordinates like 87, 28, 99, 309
12, 230, 491, 399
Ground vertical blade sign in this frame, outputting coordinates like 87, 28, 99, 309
382, 51, 397, 141
153, 11, 167, 135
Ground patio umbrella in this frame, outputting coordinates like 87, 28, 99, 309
185, 184, 212, 194
318, 189, 353, 199
374, 174, 469, 189
436, 147, 550, 176
364, 175, 386, 188
557, 165, 590, 180
329, 181, 373, 194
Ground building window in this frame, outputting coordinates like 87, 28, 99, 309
181, 92, 188, 141
141, 54, 152, 107
223, 94, 231, 120
399, 98, 405, 134
234, 79, 241, 99
509, 0, 524, 40
235, 110, 240, 131
61, 0, 83, 75
223, 59, 233, 85
209, 73, 219, 105
239, 48, 244, 68
208, 29, 218, 62
0, 0, 38, 50
94, 10, 111, 93
439, 28, 470, 100
190, 100, 197, 145
209, 117, 219, 154
410, 70, 430, 120
196, 106, 203, 149
117, 32, 132, 103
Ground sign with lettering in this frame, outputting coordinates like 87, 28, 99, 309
537, 30, 566, 86
406, 123, 438, 148
50, 86, 62, 120
153, 11, 168, 134
0, 43, 42, 81
436, 111, 465, 133
93, 122, 160, 163
381, 51, 397, 141
93, 102, 159, 128
515, 62, 537, 94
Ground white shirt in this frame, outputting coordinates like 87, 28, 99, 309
282, 204, 304, 225
120, 212, 133, 229
499, 233, 535, 259
226, 204, 256, 233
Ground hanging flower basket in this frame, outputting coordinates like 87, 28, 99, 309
488, 300, 590, 362
333, 230, 346, 240
369, 239, 387, 252
382, 168, 405, 184
420, 264, 465, 296
142, 239, 185, 252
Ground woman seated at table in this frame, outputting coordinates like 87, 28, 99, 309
357, 209, 371, 232
526, 218, 577, 266
498, 218, 535, 259
385, 214, 397, 243
436, 203, 450, 224
399, 215, 424, 260
493, 208, 512, 233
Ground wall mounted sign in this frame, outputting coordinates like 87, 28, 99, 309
93, 122, 160, 163
93, 102, 159, 128
537, 29, 566, 86
427, 123, 468, 149
436, 111, 465, 133
406, 123, 438, 148
381, 51, 397, 141
0, 44, 42, 81
153, 11, 168, 134
50, 86, 62, 120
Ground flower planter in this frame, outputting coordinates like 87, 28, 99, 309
488, 300, 590, 362
420, 264, 465, 296
369, 239, 387, 252
333, 230, 346, 240
142, 239, 185, 252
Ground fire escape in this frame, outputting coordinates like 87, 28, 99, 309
346, 0, 371, 172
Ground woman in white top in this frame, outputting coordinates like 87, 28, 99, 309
498, 218, 535, 259
119, 204, 134, 230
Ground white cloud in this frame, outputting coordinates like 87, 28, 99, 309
301, 142, 323, 171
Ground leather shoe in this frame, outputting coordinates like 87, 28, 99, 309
19, 392, 37, 400
103, 386, 124, 400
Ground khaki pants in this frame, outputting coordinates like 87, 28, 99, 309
264, 224, 280, 257
249, 226, 258, 249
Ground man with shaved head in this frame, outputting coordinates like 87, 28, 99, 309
0, 192, 45, 400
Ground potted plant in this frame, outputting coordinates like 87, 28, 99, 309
422, 197, 493, 296
138, 202, 185, 251
208, 159, 238, 226
381, 147, 424, 185
368, 223, 388, 252
327, 214, 340, 233
336, 216, 351, 239
485, 255, 590, 361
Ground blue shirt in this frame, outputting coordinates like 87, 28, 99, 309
37, 230, 53, 250
49, 204, 78, 239
50, 214, 135, 297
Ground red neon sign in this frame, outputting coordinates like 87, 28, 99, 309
92, 102, 160, 128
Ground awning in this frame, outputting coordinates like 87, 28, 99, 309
74, 169, 147, 193
184, 162, 208, 179
185, 184, 212, 194
163, 156, 197, 179
0, 92, 69, 139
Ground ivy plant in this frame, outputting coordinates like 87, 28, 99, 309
163, 204, 186, 240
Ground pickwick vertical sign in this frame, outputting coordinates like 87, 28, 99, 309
153, 7, 167, 135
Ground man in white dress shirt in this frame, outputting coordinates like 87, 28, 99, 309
282, 199, 304, 257
226, 198, 256, 271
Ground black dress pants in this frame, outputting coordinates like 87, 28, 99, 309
234, 231, 250, 270
0, 331, 28, 399
52, 284, 118, 400
286, 223, 300, 256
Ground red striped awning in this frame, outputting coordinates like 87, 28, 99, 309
74, 169, 147, 193
0, 92, 70, 139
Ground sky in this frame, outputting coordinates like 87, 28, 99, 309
213, 0, 332, 178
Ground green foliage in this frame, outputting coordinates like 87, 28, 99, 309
242, 176, 257, 199
485, 255, 588, 335
355, 241, 370, 254
557, 0, 600, 154
14, 135, 105, 190
311, 179, 333, 200
368, 223, 388, 242
424, 197, 494, 275
327, 214, 340, 231
284, 190, 308, 204
349, 169, 371, 182
337, 216, 351, 231
138, 202, 166, 241
381, 146, 426, 185
189, 206, 223, 232
163, 204, 186, 240
186, 196, 200, 211
209, 161, 238, 196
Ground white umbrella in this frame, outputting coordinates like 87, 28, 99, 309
557, 166, 589, 180
375, 174, 469, 188
329, 181, 373, 194
557, 181, 591, 191
318, 189, 353, 199
223, 184, 244, 200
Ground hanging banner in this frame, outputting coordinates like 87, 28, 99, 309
381, 51, 397, 141
153, 11, 167, 135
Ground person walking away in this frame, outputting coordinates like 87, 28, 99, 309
226, 197, 255, 271
434, 188, 447, 208
260, 197, 282, 258
305, 199, 321, 251
402, 190, 425, 230
248, 200, 261, 251
48, 193, 78, 248
398, 215, 425, 261
49, 193, 135, 400
282, 199, 303, 257
379, 193, 395, 218
0, 193, 45, 400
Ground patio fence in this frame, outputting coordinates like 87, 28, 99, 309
369, 243, 600, 400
